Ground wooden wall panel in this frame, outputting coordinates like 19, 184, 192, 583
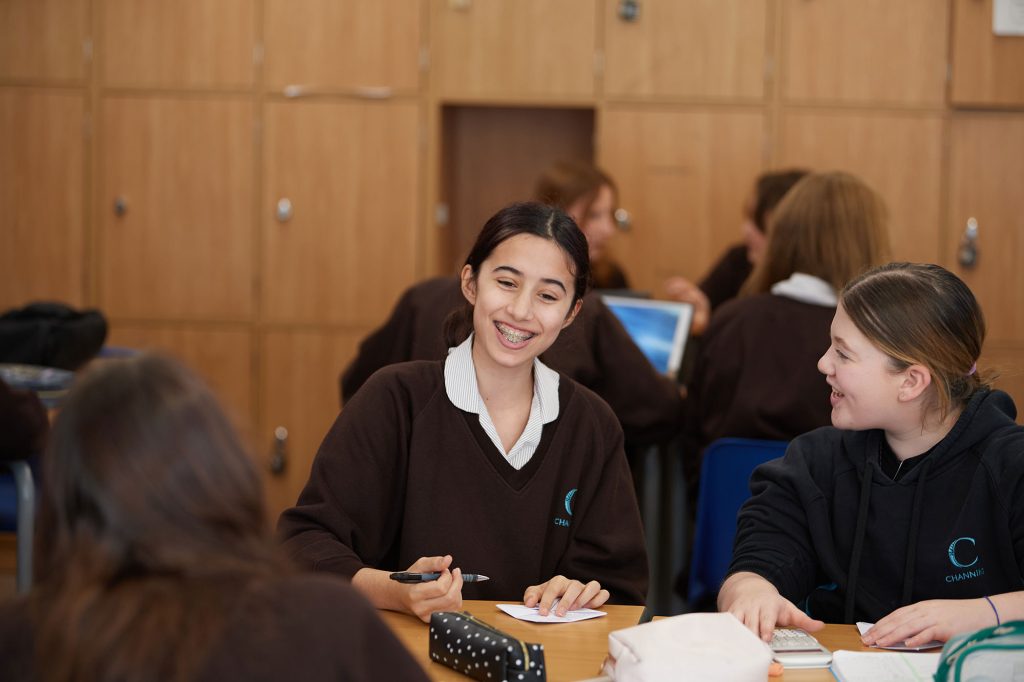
264, 0, 422, 91
947, 114, 1024, 343
951, 0, 1024, 107
98, 96, 254, 319
260, 329, 364, 517
0, 0, 88, 82
262, 100, 420, 325
106, 325, 255, 433
778, 111, 945, 265
99, 0, 255, 88
599, 107, 764, 294
0, 90, 85, 309
432, 0, 596, 100
782, 0, 948, 105
604, 0, 767, 100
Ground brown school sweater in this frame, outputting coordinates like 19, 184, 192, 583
340, 276, 684, 447
0, 573, 429, 682
283, 360, 649, 605
685, 293, 835, 451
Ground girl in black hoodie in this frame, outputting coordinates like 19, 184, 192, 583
719, 262, 1024, 648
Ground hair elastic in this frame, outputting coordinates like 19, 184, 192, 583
984, 595, 1000, 625
968, 362, 978, 376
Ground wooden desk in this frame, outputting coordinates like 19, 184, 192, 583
380, 600, 644, 681
384, 609, 890, 682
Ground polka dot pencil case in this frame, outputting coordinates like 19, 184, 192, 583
429, 611, 546, 681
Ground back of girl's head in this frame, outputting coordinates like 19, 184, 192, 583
746, 171, 891, 294
444, 201, 590, 347
534, 159, 616, 210
841, 262, 988, 419
34, 354, 277, 682
38, 353, 269, 582
751, 168, 809, 232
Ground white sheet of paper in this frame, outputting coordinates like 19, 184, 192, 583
856, 622, 943, 651
496, 600, 608, 624
831, 650, 940, 682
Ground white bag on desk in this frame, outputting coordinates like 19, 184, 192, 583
602, 612, 772, 682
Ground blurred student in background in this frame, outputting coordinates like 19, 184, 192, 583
534, 159, 628, 290
684, 171, 891, 480
665, 169, 808, 335
0, 354, 426, 682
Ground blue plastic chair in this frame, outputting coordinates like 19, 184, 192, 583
687, 437, 788, 608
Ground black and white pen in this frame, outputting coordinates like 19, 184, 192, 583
389, 571, 490, 583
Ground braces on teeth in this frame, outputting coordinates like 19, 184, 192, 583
497, 323, 532, 343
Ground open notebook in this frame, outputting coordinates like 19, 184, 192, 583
601, 296, 694, 376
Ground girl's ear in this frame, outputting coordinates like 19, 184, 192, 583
460, 265, 477, 305
898, 363, 933, 402
561, 299, 583, 329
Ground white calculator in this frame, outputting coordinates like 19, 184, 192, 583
770, 628, 833, 668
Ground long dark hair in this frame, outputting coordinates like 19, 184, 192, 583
750, 168, 808, 233
31, 354, 285, 682
444, 201, 590, 347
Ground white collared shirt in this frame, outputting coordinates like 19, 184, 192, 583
444, 334, 560, 470
770, 272, 838, 307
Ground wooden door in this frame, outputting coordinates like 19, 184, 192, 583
781, 0, 948, 105
777, 110, 945, 264
431, 0, 596, 101
0, 90, 86, 309
599, 106, 764, 294
947, 114, 1024, 411
441, 106, 594, 273
264, 0, 422, 93
603, 0, 767, 100
260, 329, 365, 517
0, 0, 88, 82
106, 325, 255, 433
950, 0, 1024, 107
262, 99, 420, 325
98, 0, 255, 89
97, 96, 254, 320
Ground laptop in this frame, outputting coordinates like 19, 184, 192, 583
601, 295, 694, 376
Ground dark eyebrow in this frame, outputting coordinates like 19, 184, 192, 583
492, 265, 567, 294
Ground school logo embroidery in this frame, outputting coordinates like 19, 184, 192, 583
554, 488, 577, 528
948, 537, 978, 569
564, 488, 577, 516
945, 536, 985, 583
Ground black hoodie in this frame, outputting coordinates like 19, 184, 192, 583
729, 389, 1024, 623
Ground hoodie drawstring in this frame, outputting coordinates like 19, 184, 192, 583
900, 458, 933, 605
844, 456, 874, 622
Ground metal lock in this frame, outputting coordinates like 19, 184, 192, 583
276, 198, 293, 223
270, 426, 288, 476
958, 217, 979, 269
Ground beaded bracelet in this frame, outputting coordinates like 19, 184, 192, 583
984, 595, 1001, 626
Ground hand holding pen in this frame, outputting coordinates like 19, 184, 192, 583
392, 554, 465, 623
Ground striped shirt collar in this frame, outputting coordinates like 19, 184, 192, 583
444, 333, 560, 470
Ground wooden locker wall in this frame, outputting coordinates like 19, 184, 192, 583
3, 0, 1023, 523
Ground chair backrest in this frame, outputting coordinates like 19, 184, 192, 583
1, 457, 38, 593
687, 437, 788, 608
